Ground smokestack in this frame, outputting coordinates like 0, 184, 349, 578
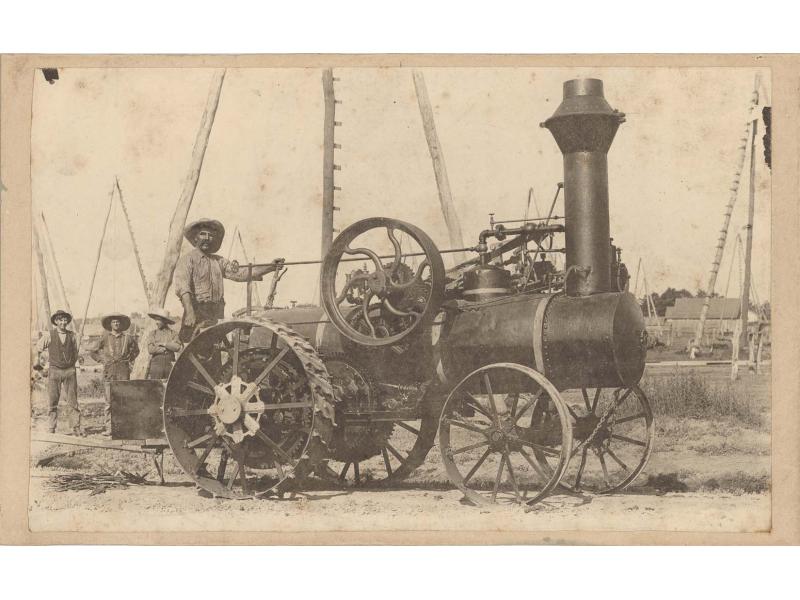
543, 78, 625, 296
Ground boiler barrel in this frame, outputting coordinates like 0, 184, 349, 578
438, 292, 646, 391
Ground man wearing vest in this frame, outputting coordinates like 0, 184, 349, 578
90, 312, 140, 434
146, 307, 182, 379
173, 218, 284, 343
36, 309, 82, 435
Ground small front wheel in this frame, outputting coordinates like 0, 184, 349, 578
438, 363, 573, 506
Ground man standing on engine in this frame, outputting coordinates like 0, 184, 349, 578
173, 218, 283, 342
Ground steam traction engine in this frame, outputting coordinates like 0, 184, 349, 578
161, 78, 654, 506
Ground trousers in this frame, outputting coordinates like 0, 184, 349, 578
48, 366, 80, 433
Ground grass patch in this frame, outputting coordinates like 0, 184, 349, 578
641, 370, 765, 427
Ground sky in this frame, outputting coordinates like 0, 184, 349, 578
30, 66, 771, 324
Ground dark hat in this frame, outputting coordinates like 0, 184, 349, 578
147, 307, 176, 325
101, 312, 131, 332
50, 309, 72, 325
184, 218, 225, 253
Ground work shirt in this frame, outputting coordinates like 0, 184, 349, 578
173, 247, 259, 304
147, 326, 181, 357
90, 331, 140, 366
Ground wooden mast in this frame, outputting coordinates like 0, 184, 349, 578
413, 70, 466, 264
739, 94, 759, 351
131, 69, 226, 379
39, 212, 73, 318
32, 221, 51, 332
692, 74, 760, 358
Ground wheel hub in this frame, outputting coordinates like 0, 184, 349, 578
209, 375, 263, 442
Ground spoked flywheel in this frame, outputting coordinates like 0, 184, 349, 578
530, 385, 654, 493
322, 357, 439, 486
320, 217, 446, 347
163, 317, 337, 499
438, 363, 573, 506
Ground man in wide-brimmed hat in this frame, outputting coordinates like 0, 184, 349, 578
36, 309, 82, 435
90, 312, 140, 381
173, 218, 284, 342
146, 307, 182, 380
90, 312, 140, 434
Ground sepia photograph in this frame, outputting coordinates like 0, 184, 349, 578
17, 62, 775, 536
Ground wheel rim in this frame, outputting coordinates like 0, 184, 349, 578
438, 363, 573, 506
533, 385, 654, 494
164, 320, 327, 499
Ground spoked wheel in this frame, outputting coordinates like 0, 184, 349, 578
322, 358, 439, 486
163, 318, 336, 499
320, 217, 446, 347
532, 385, 654, 493
439, 363, 573, 506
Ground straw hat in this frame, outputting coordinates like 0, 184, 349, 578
101, 312, 131, 332
50, 309, 72, 325
184, 218, 225, 253
148, 307, 176, 325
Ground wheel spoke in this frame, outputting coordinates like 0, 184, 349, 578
361, 291, 377, 337
231, 328, 241, 379
187, 381, 215, 396
386, 226, 402, 273
385, 441, 407, 464
255, 429, 294, 463
239, 450, 250, 493
513, 392, 542, 423
335, 273, 370, 305
591, 388, 601, 413
482, 372, 499, 423
338, 462, 351, 481
464, 394, 493, 420
444, 417, 489, 435
565, 403, 580, 422
261, 401, 314, 411
615, 387, 633, 405
188, 353, 219, 389
186, 432, 214, 449
250, 347, 291, 389
581, 389, 591, 411
343, 245, 384, 272
509, 435, 560, 457
217, 449, 229, 481
450, 440, 490, 456
614, 412, 647, 425
491, 454, 506, 502
227, 460, 241, 490
462, 447, 492, 485
192, 432, 219, 474
611, 434, 647, 447
353, 462, 361, 484
172, 407, 212, 417
605, 446, 630, 471
517, 447, 549, 482
381, 447, 393, 476
383, 297, 419, 318
395, 421, 420, 436
508, 393, 520, 418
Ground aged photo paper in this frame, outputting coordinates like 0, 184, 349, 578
1, 54, 798, 544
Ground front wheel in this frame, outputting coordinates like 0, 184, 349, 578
438, 363, 573, 506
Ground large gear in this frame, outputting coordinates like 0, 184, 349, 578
323, 357, 395, 464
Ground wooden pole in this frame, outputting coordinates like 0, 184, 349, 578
130, 69, 226, 379
32, 221, 51, 331
39, 212, 73, 318
115, 177, 150, 306
321, 68, 336, 265
693, 75, 760, 358
76, 182, 116, 354
740, 93, 759, 349
413, 70, 467, 264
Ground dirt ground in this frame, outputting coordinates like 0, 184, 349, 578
27, 364, 771, 534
